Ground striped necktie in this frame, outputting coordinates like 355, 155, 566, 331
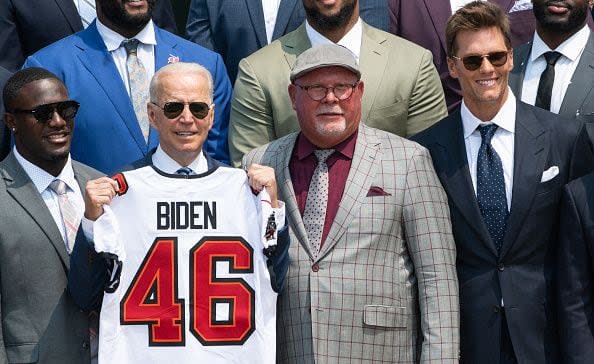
49, 179, 80, 254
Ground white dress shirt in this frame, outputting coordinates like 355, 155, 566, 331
305, 18, 363, 63
450, 0, 486, 13
520, 25, 589, 114
14, 147, 84, 249
73, 0, 97, 28
461, 90, 516, 211
95, 18, 157, 96
262, 0, 282, 44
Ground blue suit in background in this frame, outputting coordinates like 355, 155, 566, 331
24, 21, 232, 173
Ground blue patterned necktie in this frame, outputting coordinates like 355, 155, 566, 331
121, 39, 150, 142
476, 124, 509, 254
176, 167, 194, 176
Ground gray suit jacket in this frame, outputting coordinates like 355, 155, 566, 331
509, 31, 594, 144
243, 125, 459, 363
0, 152, 101, 363
229, 21, 447, 166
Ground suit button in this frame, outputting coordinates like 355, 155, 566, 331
498, 263, 505, 271
312, 264, 319, 272
82, 341, 89, 349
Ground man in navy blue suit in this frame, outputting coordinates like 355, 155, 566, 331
24, 0, 232, 173
414, 2, 593, 363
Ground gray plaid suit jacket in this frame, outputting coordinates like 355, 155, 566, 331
243, 125, 459, 363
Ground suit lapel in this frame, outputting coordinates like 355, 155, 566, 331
54, 0, 84, 32
317, 125, 380, 261
500, 102, 548, 257
76, 23, 149, 153
281, 24, 311, 70
244, 0, 268, 48
359, 23, 389, 125
423, 0, 451, 54
272, 0, 299, 40
2, 154, 70, 269
431, 112, 497, 254
274, 134, 317, 261
559, 33, 594, 117
509, 41, 532, 99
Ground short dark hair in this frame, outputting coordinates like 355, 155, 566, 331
3, 67, 63, 112
446, 1, 512, 57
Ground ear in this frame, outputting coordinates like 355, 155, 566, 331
4, 113, 16, 132
357, 79, 364, 94
447, 57, 459, 79
147, 102, 158, 129
206, 104, 215, 131
288, 84, 298, 111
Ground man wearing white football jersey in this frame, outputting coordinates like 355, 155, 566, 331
67, 62, 288, 363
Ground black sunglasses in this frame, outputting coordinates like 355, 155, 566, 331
451, 51, 509, 71
151, 101, 212, 119
10, 100, 80, 123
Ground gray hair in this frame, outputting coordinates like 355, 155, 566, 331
149, 62, 214, 103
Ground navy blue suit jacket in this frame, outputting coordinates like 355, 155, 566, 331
0, 0, 176, 71
68, 151, 289, 311
413, 101, 594, 363
0, 66, 12, 160
558, 171, 594, 363
23, 21, 232, 173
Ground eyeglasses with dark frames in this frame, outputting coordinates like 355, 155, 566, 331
10, 100, 80, 123
451, 51, 510, 71
293, 82, 359, 101
151, 101, 213, 119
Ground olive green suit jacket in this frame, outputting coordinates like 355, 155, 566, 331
229, 21, 447, 166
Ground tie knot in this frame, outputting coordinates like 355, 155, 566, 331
478, 124, 498, 144
49, 179, 68, 195
176, 167, 194, 176
314, 149, 334, 164
121, 39, 140, 55
544, 51, 562, 66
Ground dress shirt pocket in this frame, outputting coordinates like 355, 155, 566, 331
363, 305, 407, 328
6, 343, 39, 363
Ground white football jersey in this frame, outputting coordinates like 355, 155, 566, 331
95, 166, 277, 364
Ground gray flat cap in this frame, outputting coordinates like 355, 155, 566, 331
290, 44, 361, 82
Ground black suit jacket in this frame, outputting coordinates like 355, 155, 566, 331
0, 0, 177, 71
68, 151, 290, 311
413, 101, 594, 364
0, 66, 12, 160
557, 171, 594, 363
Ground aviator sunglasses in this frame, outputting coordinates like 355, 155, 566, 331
151, 101, 212, 119
451, 51, 509, 71
10, 100, 80, 123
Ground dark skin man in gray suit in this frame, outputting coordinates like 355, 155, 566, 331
0, 68, 101, 363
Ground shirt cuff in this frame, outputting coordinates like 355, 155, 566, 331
81, 217, 95, 244
272, 200, 285, 231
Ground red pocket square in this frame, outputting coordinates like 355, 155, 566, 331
367, 186, 391, 197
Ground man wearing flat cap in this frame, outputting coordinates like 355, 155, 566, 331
243, 44, 460, 363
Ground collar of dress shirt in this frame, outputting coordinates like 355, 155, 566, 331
529, 25, 589, 63
13, 147, 78, 194
305, 18, 362, 62
96, 18, 157, 52
461, 88, 516, 139
151, 144, 208, 174
294, 129, 357, 161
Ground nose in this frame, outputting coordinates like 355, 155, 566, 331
322, 88, 340, 103
178, 104, 195, 123
479, 56, 496, 73
47, 108, 67, 127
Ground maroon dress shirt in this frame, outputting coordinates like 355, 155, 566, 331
289, 131, 357, 247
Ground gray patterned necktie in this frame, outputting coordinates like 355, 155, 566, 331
303, 149, 334, 257
49, 179, 80, 254
121, 39, 150, 142
176, 167, 194, 176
